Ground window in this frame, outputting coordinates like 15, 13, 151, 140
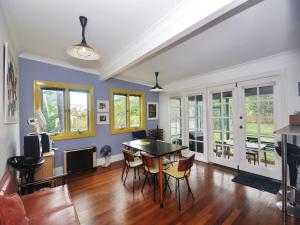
34, 80, 95, 140
110, 89, 145, 134
188, 95, 204, 153
169, 97, 182, 145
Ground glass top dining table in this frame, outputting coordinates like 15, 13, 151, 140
122, 139, 188, 208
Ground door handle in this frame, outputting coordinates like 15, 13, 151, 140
239, 125, 243, 129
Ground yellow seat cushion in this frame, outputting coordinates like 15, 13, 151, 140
127, 158, 143, 167
163, 165, 186, 178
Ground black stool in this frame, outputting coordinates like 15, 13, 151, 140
276, 142, 300, 218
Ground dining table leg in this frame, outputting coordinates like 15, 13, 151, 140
159, 156, 164, 208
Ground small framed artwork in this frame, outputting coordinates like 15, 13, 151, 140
97, 100, 109, 112
3, 42, 18, 124
147, 102, 158, 120
97, 113, 110, 124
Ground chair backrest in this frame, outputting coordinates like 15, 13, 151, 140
132, 130, 147, 140
122, 149, 135, 163
141, 153, 156, 170
178, 154, 195, 176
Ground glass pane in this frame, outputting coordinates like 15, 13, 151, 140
245, 87, 257, 97
213, 132, 222, 142
114, 94, 127, 129
213, 118, 222, 130
196, 142, 204, 153
213, 105, 221, 117
189, 131, 195, 140
259, 101, 273, 117
222, 91, 232, 105
223, 132, 233, 141
195, 130, 204, 141
246, 122, 258, 134
189, 141, 195, 151
259, 119, 274, 135
223, 119, 233, 133
188, 96, 195, 117
259, 86, 273, 100
41, 88, 65, 134
189, 117, 195, 130
70, 91, 88, 132
129, 95, 141, 128
222, 103, 233, 118
212, 93, 221, 104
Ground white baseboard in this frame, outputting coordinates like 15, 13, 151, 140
97, 153, 123, 166
54, 166, 63, 176
54, 153, 124, 174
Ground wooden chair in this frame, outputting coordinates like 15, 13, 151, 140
122, 149, 143, 192
163, 154, 195, 210
121, 147, 141, 180
141, 153, 160, 201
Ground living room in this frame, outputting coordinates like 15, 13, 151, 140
0, 0, 300, 225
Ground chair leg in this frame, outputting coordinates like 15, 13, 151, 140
153, 174, 156, 201
141, 172, 148, 193
121, 162, 126, 180
177, 179, 181, 210
138, 167, 140, 183
185, 177, 195, 200
264, 152, 267, 167
133, 168, 136, 193
123, 166, 129, 185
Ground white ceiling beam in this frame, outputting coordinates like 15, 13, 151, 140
100, 0, 253, 80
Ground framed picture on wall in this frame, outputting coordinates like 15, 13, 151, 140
147, 102, 158, 120
3, 42, 18, 124
97, 100, 109, 112
97, 113, 110, 124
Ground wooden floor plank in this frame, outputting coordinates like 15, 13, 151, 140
67, 161, 299, 225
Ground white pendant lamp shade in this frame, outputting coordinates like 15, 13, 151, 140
67, 16, 100, 61
67, 43, 100, 61
150, 72, 163, 92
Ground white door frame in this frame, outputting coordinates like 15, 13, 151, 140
184, 90, 208, 162
207, 83, 239, 169
237, 76, 282, 179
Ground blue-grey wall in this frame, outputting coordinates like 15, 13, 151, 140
19, 58, 159, 168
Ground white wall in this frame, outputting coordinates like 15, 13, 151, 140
159, 50, 300, 143
0, 4, 20, 176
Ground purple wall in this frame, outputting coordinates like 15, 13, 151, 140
19, 58, 159, 168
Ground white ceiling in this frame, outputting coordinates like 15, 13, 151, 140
1, 0, 298, 87
0, 0, 184, 71
119, 0, 300, 85
0, 0, 239, 78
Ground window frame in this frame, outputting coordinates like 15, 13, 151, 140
34, 80, 95, 140
110, 88, 145, 134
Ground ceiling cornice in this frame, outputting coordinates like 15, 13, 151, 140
100, 0, 253, 80
19, 52, 101, 76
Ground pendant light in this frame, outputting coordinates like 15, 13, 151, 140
150, 72, 163, 92
67, 16, 100, 60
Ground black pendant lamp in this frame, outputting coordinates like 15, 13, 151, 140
67, 16, 100, 60
150, 72, 163, 92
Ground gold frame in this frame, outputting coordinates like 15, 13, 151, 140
110, 88, 145, 134
34, 80, 95, 140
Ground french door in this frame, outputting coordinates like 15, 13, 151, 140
237, 77, 281, 179
208, 77, 281, 179
208, 84, 238, 169
186, 94, 206, 161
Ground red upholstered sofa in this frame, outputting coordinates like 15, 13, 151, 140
0, 169, 80, 225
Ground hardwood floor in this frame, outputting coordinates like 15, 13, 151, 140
67, 161, 299, 225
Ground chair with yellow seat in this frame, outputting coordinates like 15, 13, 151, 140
141, 153, 172, 201
122, 149, 143, 192
163, 154, 195, 210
